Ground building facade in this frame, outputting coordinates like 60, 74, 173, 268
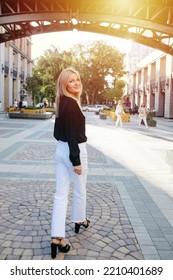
0, 27, 33, 112
128, 47, 173, 119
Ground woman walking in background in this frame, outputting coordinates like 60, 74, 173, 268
115, 100, 125, 127
138, 102, 149, 128
50, 68, 90, 259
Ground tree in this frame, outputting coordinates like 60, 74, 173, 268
101, 80, 126, 104
71, 40, 125, 104
23, 75, 42, 105
42, 84, 56, 105
26, 40, 125, 106
34, 47, 74, 81
114, 80, 126, 100
101, 88, 116, 103
33, 47, 74, 103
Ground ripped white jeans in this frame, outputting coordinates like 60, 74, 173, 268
139, 115, 148, 127
51, 141, 88, 237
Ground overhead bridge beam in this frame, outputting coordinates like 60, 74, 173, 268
1, 0, 173, 55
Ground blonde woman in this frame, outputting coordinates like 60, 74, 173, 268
138, 103, 149, 128
115, 100, 125, 127
51, 68, 90, 258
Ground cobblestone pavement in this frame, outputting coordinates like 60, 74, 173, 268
0, 112, 173, 260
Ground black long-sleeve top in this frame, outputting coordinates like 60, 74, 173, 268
54, 95, 87, 166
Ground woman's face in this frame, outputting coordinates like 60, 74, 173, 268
66, 72, 81, 95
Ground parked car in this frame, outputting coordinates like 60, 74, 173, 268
82, 104, 107, 112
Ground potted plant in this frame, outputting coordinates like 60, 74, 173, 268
46, 106, 55, 113
21, 106, 40, 114
110, 108, 130, 122
103, 107, 111, 116
147, 111, 157, 127
110, 109, 116, 120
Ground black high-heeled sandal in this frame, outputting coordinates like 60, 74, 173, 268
75, 219, 90, 233
51, 237, 70, 259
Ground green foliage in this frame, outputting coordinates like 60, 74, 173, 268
114, 80, 126, 99
41, 84, 56, 104
76, 40, 125, 104
101, 79, 126, 102
23, 106, 38, 110
26, 40, 126, 105
101, 88, 116, 102
147, 112, 154, 120
23, 75, 42, 105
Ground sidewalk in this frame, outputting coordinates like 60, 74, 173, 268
0, 113, 173, 260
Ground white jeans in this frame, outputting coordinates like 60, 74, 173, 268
139, 116, 148, 127
116, 114, 123, 127
51, 141, 88, 237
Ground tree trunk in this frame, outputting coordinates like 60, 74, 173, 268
91, 89, 97, 104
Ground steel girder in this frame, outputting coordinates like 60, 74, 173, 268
1, 0, 173, 54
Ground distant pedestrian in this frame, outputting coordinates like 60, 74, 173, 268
13, 99, 18, 108
138, 103, 149, 128
115, 100, 125, 127
18, 99, 23, 111
22, 100, 28, 108
133, 104, 139, 115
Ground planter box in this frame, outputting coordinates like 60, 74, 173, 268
39, 108, 46, 113
100, 113, 107, 119
122, 113, 130, 122
8, 106, 18, 112
147, 120, 157, 127
110, 112, 130, 122
21, 109, 40, 114
46, 107, 55, 113
103, 109, 111, 116
9, 112, 53, 119
110, 111, 116, 120
141, 119, 157, 126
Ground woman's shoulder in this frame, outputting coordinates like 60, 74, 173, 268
61, 96, 78, 110
61, 95, 77, 104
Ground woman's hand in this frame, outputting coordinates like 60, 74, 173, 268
74, 165, 82, 175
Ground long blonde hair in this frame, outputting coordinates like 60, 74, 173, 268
55, 68, 82, 117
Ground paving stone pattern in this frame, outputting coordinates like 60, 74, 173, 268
0, 180, 143, 260
0, 114, 173, 260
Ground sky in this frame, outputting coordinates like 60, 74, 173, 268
31, 30, 131, 59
